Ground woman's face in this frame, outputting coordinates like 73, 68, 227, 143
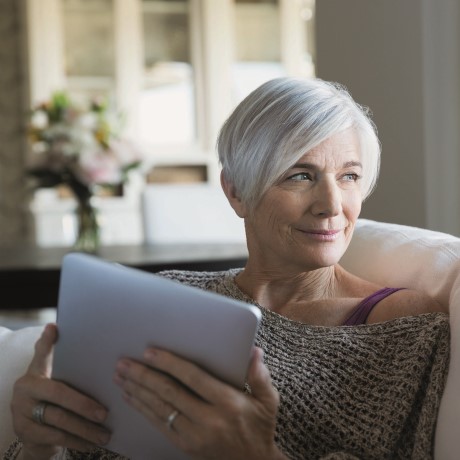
245, 128, 363, 272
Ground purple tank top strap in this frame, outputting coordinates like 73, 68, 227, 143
343, 287, 405, 326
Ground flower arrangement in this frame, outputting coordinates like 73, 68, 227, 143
27, 91, 143, 251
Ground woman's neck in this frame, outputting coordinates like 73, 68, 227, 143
235, 264, 339, 312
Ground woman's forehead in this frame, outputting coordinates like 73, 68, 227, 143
295, 130, 361, 166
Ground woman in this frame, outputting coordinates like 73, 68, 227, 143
6, 78, 449, 460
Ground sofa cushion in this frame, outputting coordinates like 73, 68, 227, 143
0, 326, 43, 454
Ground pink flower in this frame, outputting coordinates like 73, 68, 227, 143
27, 91, 143, 192
108, 139, 143, 166
79, 150, 122, 185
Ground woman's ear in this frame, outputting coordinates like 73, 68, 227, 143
220, 171, 248, 218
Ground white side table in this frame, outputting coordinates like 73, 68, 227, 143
30, 176, 144, 247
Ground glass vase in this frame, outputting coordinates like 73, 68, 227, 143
74, 199, 100, 253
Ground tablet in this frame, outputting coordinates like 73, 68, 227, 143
52, 253, 261, 460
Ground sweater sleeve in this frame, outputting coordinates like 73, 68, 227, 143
2, 438, 22, 460
320, 453, 361, 459
2, 439, 127, 460
2, 439, 67, 460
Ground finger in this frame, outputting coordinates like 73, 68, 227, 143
141, 348, 237, 405
28, 323, 58, 377
35, 403, 111, 446
247, 348, 279, 406
114, 368, 194, 448
120, 389, 191, 452
114, 370, 177, 421
14, 403, 103, 454
12, 395, 110, 452
19, 419, 99, 453
114, 359, 206, 422
13, 375, 108, 426
120, 382, 188, 433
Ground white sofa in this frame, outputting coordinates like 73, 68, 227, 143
1, 219, 459, 458
0, 326, 42, 452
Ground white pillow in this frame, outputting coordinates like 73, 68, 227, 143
0, 326, 43, 454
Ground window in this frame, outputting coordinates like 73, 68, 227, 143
26, 0, 315, 245
140, 0, 195, 146
26, 0, 315, 183
63, 0, 116, 99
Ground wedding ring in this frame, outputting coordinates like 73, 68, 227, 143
166, 409, 179, 430
32, 401, 47, 425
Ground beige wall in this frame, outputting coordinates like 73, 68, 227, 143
0, 0, 30, 245
315, 0, 460, 236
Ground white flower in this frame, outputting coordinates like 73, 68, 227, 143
108, 139, 143, 166
30, 110, 49, 129
78, 113, 99, 130
28, 92, 143, 190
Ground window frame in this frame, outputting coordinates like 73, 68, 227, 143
25, 0, 313, 185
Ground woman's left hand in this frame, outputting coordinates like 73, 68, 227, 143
113, 347, 285, 460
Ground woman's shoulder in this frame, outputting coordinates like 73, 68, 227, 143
338, 266, 448, 316
336, 267, 448, 323
366, 288, 448, 324
392, 288, 447, 314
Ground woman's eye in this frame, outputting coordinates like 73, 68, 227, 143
288, 172, 312, 181
342, 173, 360, 182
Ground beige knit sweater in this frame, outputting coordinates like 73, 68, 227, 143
4, 269, 450, 460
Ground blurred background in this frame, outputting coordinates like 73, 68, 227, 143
1, 0, 460, 250
1, 0, 317, 249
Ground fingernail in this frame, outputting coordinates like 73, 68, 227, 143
116, 360, 130, 374
113, 372, 123, 385
95, 408, 107, 422
98, 431, 111, 445
144, 348, 157, 361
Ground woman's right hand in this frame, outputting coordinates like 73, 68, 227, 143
10, 324, 111, 460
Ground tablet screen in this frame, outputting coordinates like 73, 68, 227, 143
52, 253, 261, 460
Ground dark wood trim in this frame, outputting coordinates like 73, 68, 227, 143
0, 244, 248, 310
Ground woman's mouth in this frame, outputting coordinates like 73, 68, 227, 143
298, 228, 343, 241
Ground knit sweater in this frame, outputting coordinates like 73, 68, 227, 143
4, 269, 450, 460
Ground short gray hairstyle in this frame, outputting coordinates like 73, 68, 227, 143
217, 77, 381, 210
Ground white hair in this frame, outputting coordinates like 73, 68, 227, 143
217, 77, 381, 210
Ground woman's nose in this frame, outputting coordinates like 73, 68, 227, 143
311, 179, 342, 217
